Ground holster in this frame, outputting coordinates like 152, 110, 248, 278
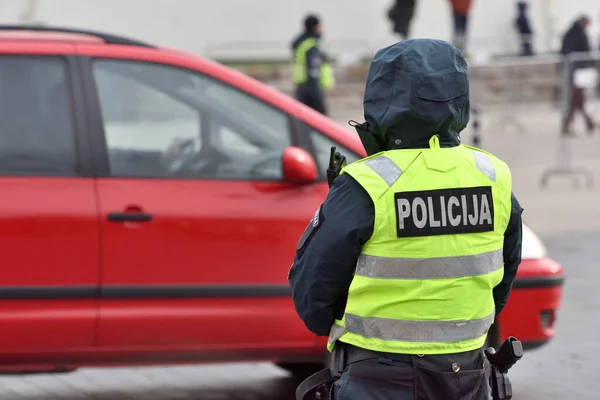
488, 364, 513, 400
485, 337, 523, 400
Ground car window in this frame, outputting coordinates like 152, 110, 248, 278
94, 63, 201, 178
0, 56, 76, 176
308, 127, 362, 179
93, 59, 291, 180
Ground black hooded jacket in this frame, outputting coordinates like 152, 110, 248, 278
289, 39, 523, 337
560, 19, 592, 78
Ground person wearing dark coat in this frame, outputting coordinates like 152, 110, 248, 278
560, 15, 595, 135
387, 0, 417, 39
515, 1, 534, 56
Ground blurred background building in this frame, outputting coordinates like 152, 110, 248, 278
5, 0, 600, 62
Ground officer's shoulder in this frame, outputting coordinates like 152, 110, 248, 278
342, 151, 386, 171
330, 172, 370, 196
461, 144, 510, 170
339, 153, 391, 199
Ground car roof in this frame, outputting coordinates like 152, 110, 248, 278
0, 31, 103, 43
0, 25, 154, 47
0, 25, 366, 156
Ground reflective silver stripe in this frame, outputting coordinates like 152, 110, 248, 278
363, 156, 403, 187
472, 151, 496, 182
344, 313, 494, 343
355, 249, 503, 279
328, 324, 345, 345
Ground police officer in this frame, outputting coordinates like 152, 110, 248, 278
289, 39, 523, 399
291, 14, 335, 115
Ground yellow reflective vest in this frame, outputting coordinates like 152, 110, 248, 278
327, 136, 513, 355
292, 37, 335, 90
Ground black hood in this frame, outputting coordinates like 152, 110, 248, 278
360, 39, 470, 152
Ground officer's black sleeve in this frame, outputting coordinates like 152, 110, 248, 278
493, 192, 524, 317
288, 174, 375, 336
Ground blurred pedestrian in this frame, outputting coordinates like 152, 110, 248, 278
449, 0, 473, 54
515, 1, 534, 56
387, 0, 417, 40
291, 14, 335, 115
560, 15, 596, 135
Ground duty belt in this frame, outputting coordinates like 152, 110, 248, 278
296, 338, 524, 400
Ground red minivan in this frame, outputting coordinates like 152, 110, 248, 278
0, 25, 563, 374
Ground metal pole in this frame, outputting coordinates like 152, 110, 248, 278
472, 107, 481, 147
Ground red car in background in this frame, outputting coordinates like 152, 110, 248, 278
0, 25, 563, 375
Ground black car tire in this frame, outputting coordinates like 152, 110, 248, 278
276, 362, 325, 378
276, 352, 330, 378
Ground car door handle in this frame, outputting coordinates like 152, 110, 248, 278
107, 212, 153, 223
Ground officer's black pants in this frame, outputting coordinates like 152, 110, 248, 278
296, 84, 327, 115
331, 348, 492, 400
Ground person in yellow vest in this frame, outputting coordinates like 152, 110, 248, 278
289, 39, 523, 399
291, 14, 335, 115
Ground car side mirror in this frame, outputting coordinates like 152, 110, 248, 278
282, 146, 318, 185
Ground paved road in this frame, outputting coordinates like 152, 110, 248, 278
0, 363, 299, 399
507, 230, 600, 399
0, 106, 599, 399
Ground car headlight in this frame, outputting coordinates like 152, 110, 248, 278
521, 223, 547, 259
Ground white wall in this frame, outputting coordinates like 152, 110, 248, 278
0, 0, 599, 60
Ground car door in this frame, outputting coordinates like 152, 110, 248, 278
0, 50, 99, 352
84, 55, 324, 351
